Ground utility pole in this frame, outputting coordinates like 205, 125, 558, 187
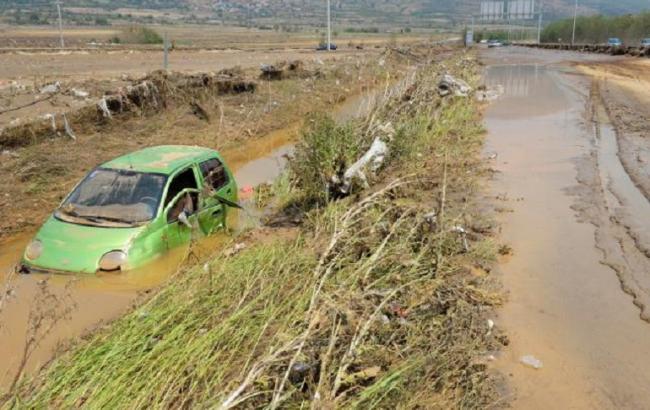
55, 0, 65, 49
327, 0, 331, 51
571, 0, 578, 45
537, 0, 543, 43
163, 32, 169, 70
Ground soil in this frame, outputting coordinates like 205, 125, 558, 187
483, 46, 650, 408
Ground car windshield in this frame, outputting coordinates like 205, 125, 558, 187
57, 168, 167, 226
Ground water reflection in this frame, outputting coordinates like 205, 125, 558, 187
486, 64, 569, 118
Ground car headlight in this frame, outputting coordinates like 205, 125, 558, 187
25, 240, 43, 261
98, 251, 127, 272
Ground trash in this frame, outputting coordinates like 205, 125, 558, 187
438, 74, 472, 97
225, 243, 246, 257
97, 97, 112, 119
63, 114, 76, 140
289, 362, 313, 385
71, 88, 90, 99
39, 82, 61, 94
486, 319, 495, 336
450, 226, 470, 252
520, 355, 543, 369
331, 123, 394, 196
42, 113, 57, 132
476, 85, 504, 102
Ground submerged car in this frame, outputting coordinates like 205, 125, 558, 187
20, 145, 238, 274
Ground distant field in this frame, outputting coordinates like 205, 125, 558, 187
0, 24, 442, 49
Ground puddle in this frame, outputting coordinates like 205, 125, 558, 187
485, 64, 569, 119
0, 86, 380, 391
485, 53, 650, 408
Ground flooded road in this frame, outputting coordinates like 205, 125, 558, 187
484, 47, 650, 408
0, 88, 377, 391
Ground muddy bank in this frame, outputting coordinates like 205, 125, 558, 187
577, 60, 650, 203
484, 48, 650, 408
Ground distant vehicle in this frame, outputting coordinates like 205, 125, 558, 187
487, 39, 503, 48
20, 146, 238, 274
641, 38, 650, 47
317, 43, 337, 51
608, 38, 623, 47
480, 39, 489, 44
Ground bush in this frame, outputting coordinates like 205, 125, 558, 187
289, 114, 367, 205
119, 25, 163, 44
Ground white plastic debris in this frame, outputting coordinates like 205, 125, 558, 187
339, 137, 388, 193
98, 97, 112, 118
438, 74, 472, 97
487, 319, 495, 336
63, 114, 76, 140
450, 226, 470, 251
520, 355, 543, 369
40, 81, 61, 94
42, 113, 57, 132
71, 88, 90, 99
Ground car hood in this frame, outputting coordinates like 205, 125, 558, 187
25, 216, 146, 274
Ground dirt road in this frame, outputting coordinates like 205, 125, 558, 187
483, 47, 650, 408
0, 48, 369, 82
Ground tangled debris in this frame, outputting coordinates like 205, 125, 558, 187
438, 74, 473, 97
0, 71, 257, 149
260, 60, 315, 81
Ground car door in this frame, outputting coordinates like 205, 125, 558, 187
197, 157, 233, 235
161, 167, 201, 250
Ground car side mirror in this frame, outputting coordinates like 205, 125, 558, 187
178, 210, 192, 228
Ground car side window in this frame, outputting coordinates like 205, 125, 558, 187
199, 158, 229, 191
165, 168, 198, 208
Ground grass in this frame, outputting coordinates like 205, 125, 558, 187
5, 48, 504, 408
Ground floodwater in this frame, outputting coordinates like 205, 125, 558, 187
484, 48, 650, 408
0, 88, 375, 390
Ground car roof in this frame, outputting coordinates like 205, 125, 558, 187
102, 145, 218, 175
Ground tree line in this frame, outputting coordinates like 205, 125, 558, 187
542, 12, 650, 44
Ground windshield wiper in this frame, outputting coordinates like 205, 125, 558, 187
81, 215, 137, 225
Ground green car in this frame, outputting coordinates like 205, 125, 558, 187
20, 145, 238, 274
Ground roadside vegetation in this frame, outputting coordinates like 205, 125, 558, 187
112, 25, 163, 44
4, 50, 506, 408
542, 12, 650, 44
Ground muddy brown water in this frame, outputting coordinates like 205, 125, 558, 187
0, 89, 378, 391
484, 48, 650, 408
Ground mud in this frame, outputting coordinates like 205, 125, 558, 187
577, 60, 650, 203
484, 47, 650, 408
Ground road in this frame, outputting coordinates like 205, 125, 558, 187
483, 47, 650, 408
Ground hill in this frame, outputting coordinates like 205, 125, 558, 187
1, 0, 649, 28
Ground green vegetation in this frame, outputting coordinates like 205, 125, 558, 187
115, 25, 163, 44
5, 51, 504, 408
542, 12, 650, 44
